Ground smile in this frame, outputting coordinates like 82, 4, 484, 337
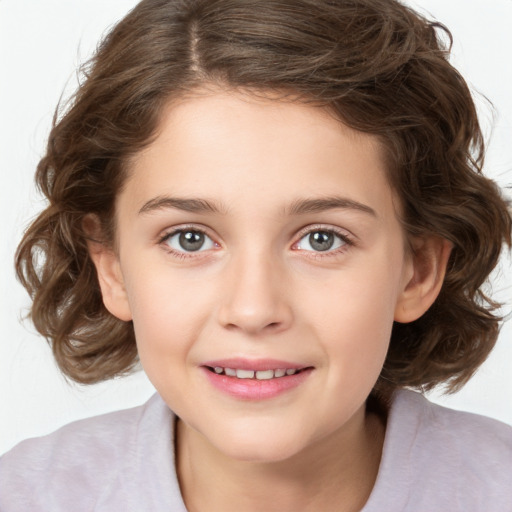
206, 367, 304, 380
202, 361, 314, 400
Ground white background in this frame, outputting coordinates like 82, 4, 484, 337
1, 0, 511, 455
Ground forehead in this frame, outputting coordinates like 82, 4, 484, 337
122, 90, 396, 220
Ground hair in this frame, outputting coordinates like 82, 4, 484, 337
15, 0, 511, 394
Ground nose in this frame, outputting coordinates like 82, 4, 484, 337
217, 250, 293, 336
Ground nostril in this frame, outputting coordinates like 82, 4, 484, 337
217, 297, 293, 335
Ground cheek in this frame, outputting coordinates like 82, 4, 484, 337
302, 253, 403, 379
316, 290, 393, 377
122, 266, 214, 372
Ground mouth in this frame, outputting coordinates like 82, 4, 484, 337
201, 360, 314, 400
204, 366, 310, 380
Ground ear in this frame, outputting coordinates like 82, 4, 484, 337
83, 215, 132, 322
394, 236, 452, 323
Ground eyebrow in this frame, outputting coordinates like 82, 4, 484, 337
138, 196, 228, 215
286, 196, 377, 217
138, 194, 376, 217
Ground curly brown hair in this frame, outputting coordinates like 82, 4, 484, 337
15, 0, 511, 393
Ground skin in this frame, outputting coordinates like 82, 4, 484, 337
89, 89, 451, 512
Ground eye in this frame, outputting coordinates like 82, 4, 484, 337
295, 230, 349, 252
163, 229, 216, 253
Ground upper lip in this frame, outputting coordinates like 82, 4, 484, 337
201, 358, 309, 371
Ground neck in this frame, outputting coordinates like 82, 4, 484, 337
176, 407, 385, 512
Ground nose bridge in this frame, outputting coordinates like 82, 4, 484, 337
217, 244, 292, 335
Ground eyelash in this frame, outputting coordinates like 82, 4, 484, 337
158, 224, 355, 260
292, 225, 355, 259
158, 225, 215, 260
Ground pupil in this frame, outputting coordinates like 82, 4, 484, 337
179, 231, 205, 251
309, 231, 334, 251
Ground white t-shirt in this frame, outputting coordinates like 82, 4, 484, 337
1, 390, 511, 511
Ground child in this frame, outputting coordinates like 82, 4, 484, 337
1, 0, 511, 510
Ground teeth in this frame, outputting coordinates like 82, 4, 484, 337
211, 367, 302, 379
236, 369, 255, 379
255, 370, 274, 380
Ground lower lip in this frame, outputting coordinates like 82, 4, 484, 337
202, 367, 313, 400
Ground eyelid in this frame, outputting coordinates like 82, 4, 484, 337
291, 224, 356, 253
158, 222, 218, 241
156, 223, 355, 260
158, 224, 221, 257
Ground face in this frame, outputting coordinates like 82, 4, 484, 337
103, 90, 417, 463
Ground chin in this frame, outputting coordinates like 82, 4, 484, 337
210, 426, 310, 464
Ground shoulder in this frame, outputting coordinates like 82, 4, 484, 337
397, 390, 512, 471
365, 390, 512, 512
0, 393, 183, 511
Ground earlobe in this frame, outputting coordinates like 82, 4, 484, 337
83, 215, 132, 322
394, 236, 452, 323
